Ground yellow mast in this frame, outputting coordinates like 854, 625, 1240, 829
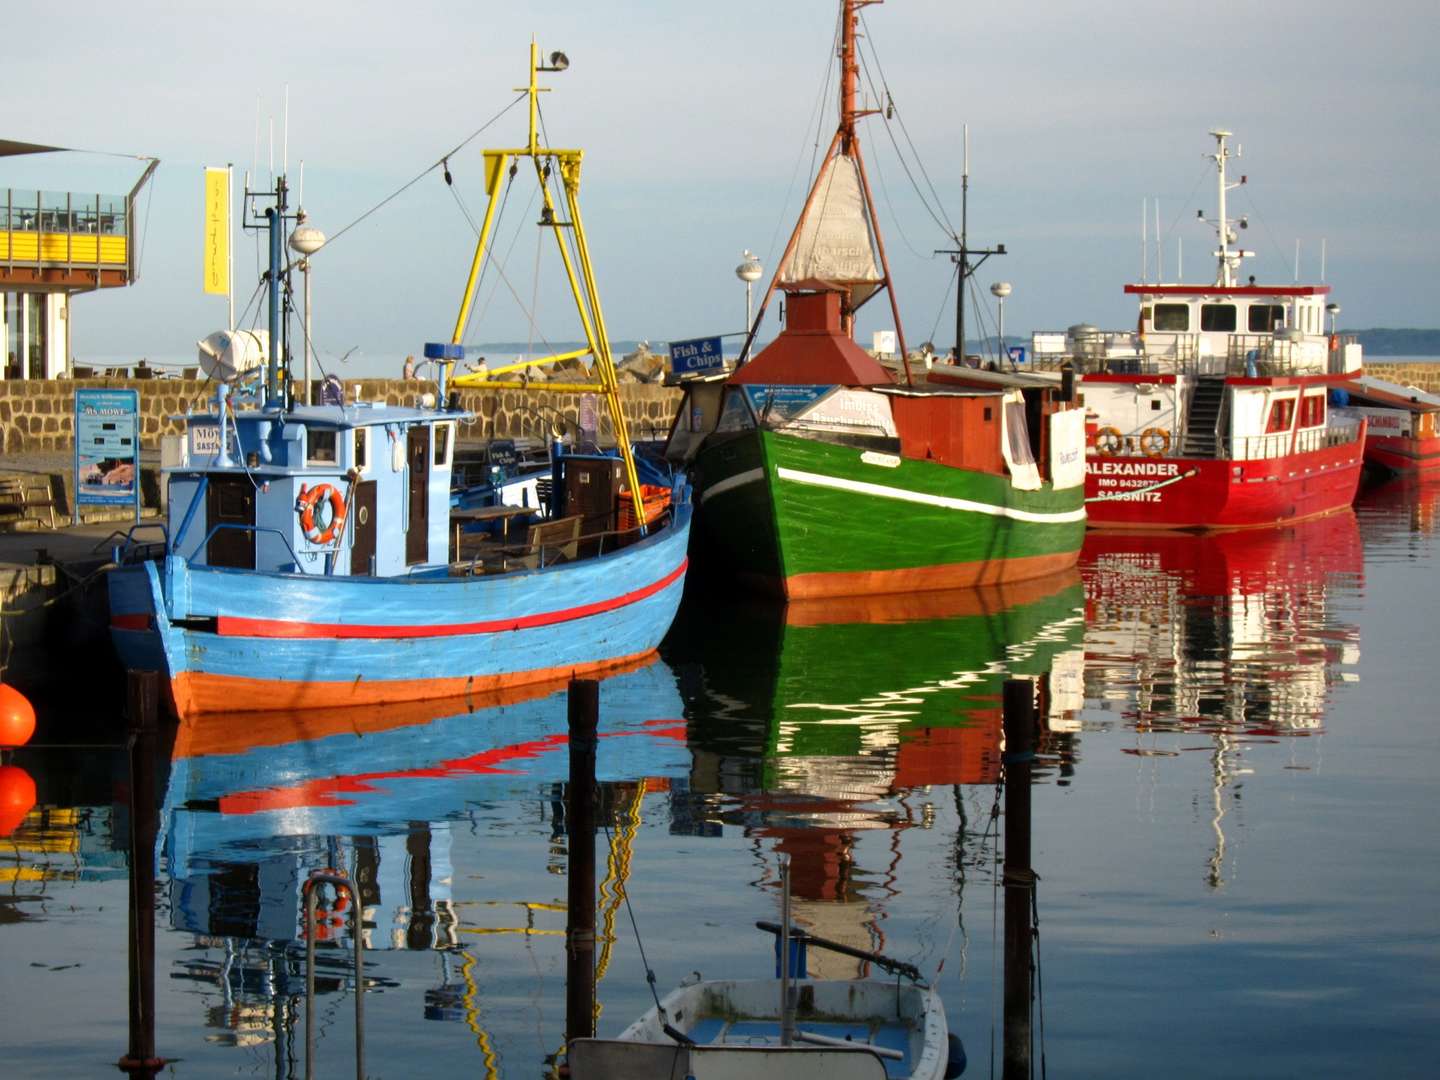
449, 41, 647, 530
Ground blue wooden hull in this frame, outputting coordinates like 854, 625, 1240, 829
109, 501, 692, 716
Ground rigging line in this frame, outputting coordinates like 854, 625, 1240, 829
458, 160, 519, 343
764, 3, 843, 270
466, 171, 527, 342
928, 261, 960, 345
863, 126, 932, 260
316, 92, 527, 253
1235, 186, 1291, 282
1162, 160, 1213, 246
857, 14, 955, 238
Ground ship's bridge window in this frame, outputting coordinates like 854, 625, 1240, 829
1299, 394, 1325, 427
1200, 304, 1237, 332
307, 428, 338, 464
1248, 304, 1286, 333
1153, 303, 1189, 331
354, 427, 368, 471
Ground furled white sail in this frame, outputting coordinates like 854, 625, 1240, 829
780, 154, 883, 308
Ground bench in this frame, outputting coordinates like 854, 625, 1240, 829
0, 475, 58, 529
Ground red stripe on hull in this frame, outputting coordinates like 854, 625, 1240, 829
170, 650, 660, 716
110, 613, 151, 631
1364, 435, 1440, 477
746, 549, 1080, 601
1085, 445, 1363, 530
214, 560, 687, 639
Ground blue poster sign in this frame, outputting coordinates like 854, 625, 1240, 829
74, 388, 140, 521
669, 335, 725, 375
742, 384, 832, 422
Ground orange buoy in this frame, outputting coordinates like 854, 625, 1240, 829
0, 764, 37, 836
0, 683, 37, 747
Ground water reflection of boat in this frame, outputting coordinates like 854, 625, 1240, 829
663, 570, 1084, 985
1080, 511, 1363, 886
1081, 510, 1362, 734
163, 657, 688, 944
674, 570, 1086, 808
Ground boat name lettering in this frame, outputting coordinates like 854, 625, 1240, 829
1087, 461, 1180, 478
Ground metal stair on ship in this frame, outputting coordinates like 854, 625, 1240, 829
1181, 376, 1226, 457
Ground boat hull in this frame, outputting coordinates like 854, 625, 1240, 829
108, 503, 692, 716
694, 429, 1085, 599
1363, 433, 1440, 477
1084, 441, 1364, 529
572, 977, 948, 1080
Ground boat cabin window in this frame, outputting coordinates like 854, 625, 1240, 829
433, 422, 453, 467
1153, 303, 1189, 332
1299, 394, 1325, 427
307, 428, 338, 465
1265, 398, 1295, 433
1248, 304, 1286, 333
1200, 304, 1237, 332
354, 427, 368, 471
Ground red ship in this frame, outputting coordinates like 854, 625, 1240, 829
1032, 130, 1366, 529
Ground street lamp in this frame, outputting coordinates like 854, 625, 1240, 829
289, 215, 326, 405
990, 281, 1012, 366
1326, 302, 1341, 336
736, 250, 763, 335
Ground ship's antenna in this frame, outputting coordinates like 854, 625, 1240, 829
1142, 197, 1148, 283
1155, 199, 1162, 284
283, 84, 290, 179
1294, 239, 1300, 283
1321, 237, 1327, 282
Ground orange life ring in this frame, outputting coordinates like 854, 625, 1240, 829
1095, 426, 1124, 454
297, 483, 348, 544
1139, 427, 1171, 457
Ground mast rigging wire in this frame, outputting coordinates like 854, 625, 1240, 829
858, 11, 957, 240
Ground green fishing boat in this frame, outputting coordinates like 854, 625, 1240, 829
666, 1, 1085, 600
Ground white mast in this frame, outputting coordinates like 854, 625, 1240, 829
1206, 129, 1251, 287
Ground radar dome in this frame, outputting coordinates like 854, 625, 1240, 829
197, 329, 269, 382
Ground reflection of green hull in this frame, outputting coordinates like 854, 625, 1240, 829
694, 429, 1085, 599
671, 571, 1086, 787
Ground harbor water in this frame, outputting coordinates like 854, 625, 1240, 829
2, 479, 1437, 1077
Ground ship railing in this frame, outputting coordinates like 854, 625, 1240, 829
1221, 415, 1364, 461
188, 523, 305, 570
450, 506, 674, 576
1029, 330, 1223, 375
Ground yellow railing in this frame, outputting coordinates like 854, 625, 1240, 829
1, 230, 127, 264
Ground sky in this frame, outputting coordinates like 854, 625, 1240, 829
4, 0, 1437, 378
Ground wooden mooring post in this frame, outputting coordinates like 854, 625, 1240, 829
119, 670, 165, 1077
1002, 678, 1036, 1080
564, 677, 600, 1067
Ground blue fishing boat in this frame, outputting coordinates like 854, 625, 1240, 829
108, 44, 691, 717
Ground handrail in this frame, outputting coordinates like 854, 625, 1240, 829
105, 522, 170, 565
302, 870, 363, 1080
188, 522, 305, 569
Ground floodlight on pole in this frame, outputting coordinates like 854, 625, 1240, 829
289, 218, 326, 405
990, 281, 1012, 365
736, 250, 763, 334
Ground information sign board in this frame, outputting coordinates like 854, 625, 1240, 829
74, 388, 140, 522
669, 336, 725, 375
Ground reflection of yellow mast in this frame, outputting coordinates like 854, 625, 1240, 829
450, 784, 645, 1078
447, 39, 645, 528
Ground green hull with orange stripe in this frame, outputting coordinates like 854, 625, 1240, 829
693, 428, 1085, 599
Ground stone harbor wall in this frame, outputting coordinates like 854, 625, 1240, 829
0, 376, 683, 454
1363, 361, 1440, 393
3, 362, 1436, 455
